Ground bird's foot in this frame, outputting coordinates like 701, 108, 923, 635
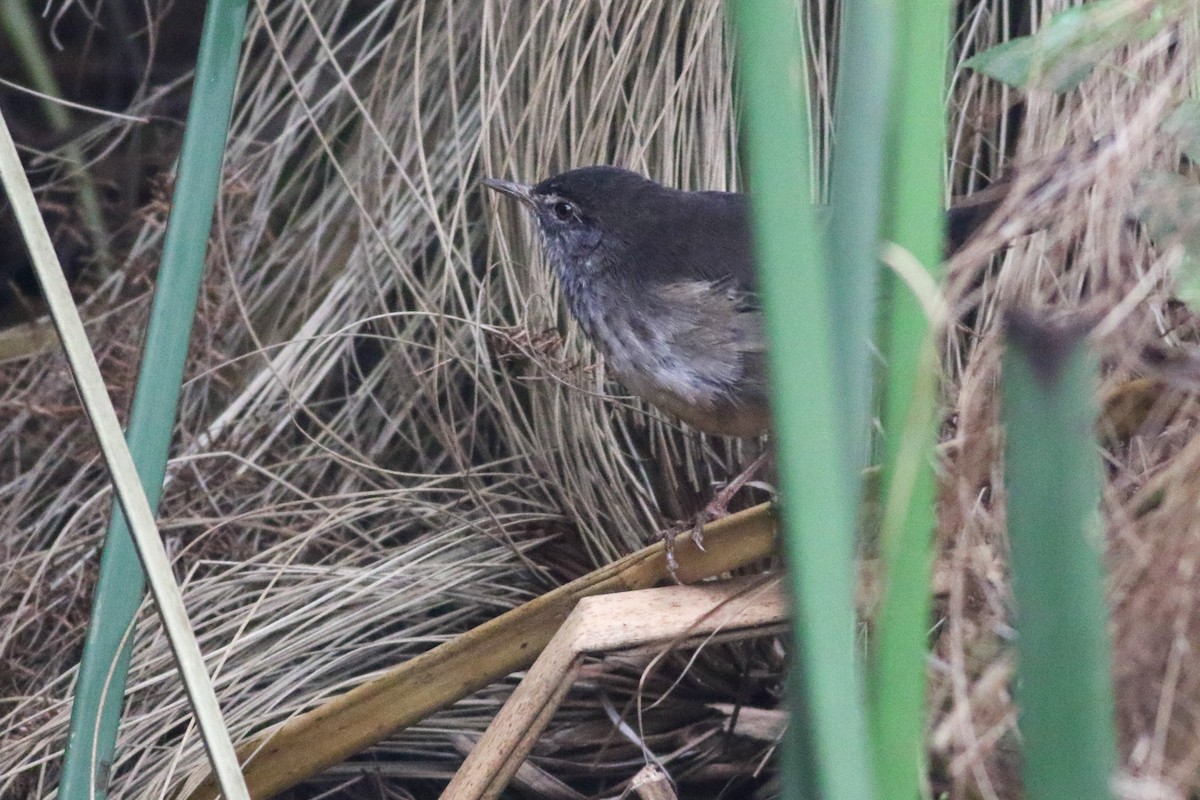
662, 507, 721, 581
662, 523, 685, 581
661, 451, 772, 580
694, 450, 772, 545
660, 502, 735, 582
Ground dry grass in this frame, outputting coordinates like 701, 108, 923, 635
935, 5, 1200, 797
0, 0, 1199, 798
2, 2, 775, 798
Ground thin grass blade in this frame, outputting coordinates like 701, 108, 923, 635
730, 1, 877, 797
58, 0, 251, 796
870, 0, 950, 796
0, 105, 250, 800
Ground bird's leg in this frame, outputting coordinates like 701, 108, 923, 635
662, 450, 771, 579
691, 450, 771, 551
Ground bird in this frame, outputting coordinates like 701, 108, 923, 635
484, 167, 769, 440
482, 164, 1027, 561
482, 164, 1039, 435
484, 168, 784, 571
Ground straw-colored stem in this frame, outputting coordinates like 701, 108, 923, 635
0, 104, 250, 800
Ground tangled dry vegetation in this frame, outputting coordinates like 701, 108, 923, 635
0, 0, 1198, 798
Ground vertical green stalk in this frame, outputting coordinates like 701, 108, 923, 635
871, 0, 949, 796
58, 1, 250, 797
730, 2, 877, 799
826, 0, 896, 476
1002, 315, 1116, 799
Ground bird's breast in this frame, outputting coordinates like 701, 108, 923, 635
555, 274, 769, 438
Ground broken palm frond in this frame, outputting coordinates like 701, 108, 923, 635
629, 765, 678, 800
179, 504, 776, 800
441, 576, 786, 800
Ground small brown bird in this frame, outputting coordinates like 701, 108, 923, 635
484, 168, 769, 441
483, 165, 1023, 556
483, 164, 1025, 440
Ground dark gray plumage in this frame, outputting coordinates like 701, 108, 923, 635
484, 166, 769, 437
483, 164, 1010, 438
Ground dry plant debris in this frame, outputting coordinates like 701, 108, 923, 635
0, 1, 1198, 799
442, 576, 786, 800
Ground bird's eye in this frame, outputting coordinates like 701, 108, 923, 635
552, 201, 575, 221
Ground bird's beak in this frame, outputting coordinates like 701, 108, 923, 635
483, 178, 535, 208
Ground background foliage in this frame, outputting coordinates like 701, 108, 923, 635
0, 1, 1198, 798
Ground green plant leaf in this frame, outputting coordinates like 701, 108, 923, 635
1002, 313, 1117, 800
1173, 254, 1200, 308
1162, 100, 1200, 164
1134, 170, 1200, 309
965, 0, 1171, 92
1134, 170, 1200, 250
966, 25, 1096, 92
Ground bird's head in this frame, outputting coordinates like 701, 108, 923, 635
484, 166, 656, 269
